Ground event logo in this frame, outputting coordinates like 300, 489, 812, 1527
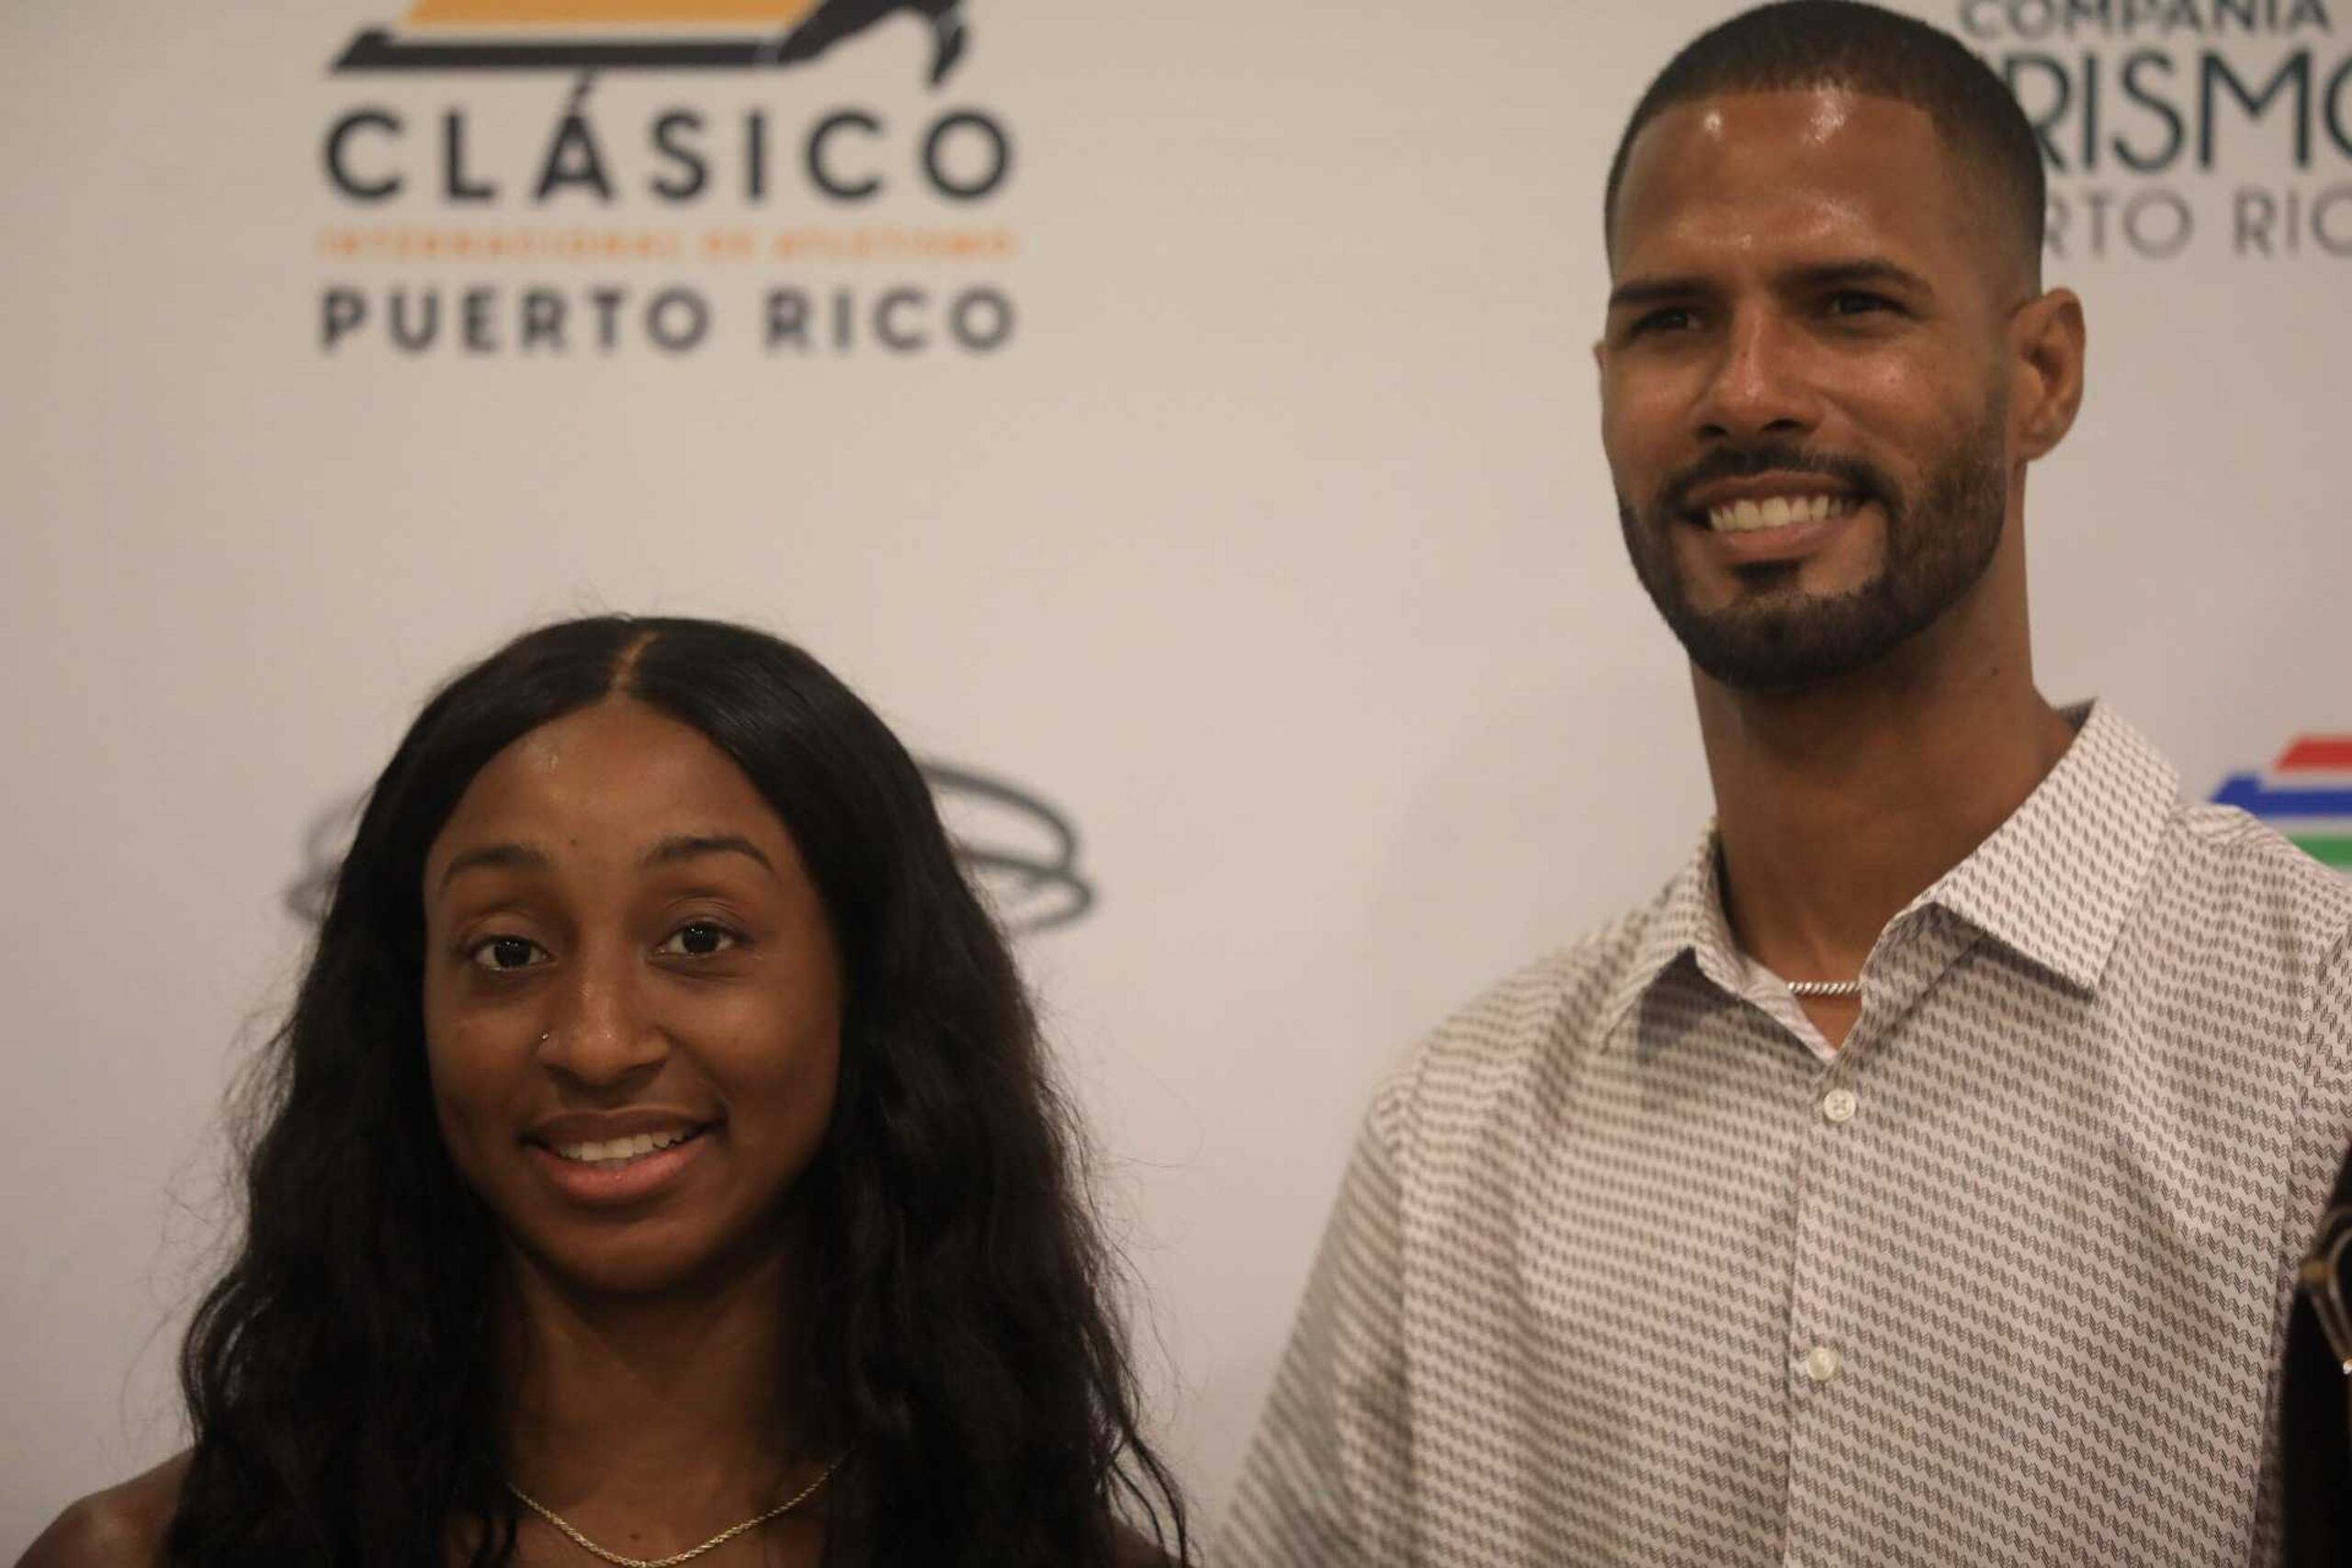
334, 1, 971, 85
314, 0, 1017, 358
920, 761, 1094, 931
2211, 734, 2352, 871
1961, 0, 2352, 260
285, 761, 1095, 933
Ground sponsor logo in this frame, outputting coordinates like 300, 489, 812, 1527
286, 761, 1095, 933
315, 0, 1016, 359
334, 1, 972, 85
1961, 0, 2352, 261
920, 762, 1094, 931
2211, 734, 2352, 870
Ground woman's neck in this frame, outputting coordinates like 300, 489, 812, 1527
497, 1241, 817, 1524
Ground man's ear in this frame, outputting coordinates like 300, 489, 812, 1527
2010, 288, 2086, 463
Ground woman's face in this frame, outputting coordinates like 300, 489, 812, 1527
421, 698, 842, 1298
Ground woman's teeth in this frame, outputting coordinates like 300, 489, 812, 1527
1707, 493, 1853, 532
552, 1129, 694, 1166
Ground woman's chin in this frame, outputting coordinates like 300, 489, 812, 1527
506, 1213, 792, 1305
508, 1226, 728, 1303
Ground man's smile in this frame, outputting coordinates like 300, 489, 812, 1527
1680, 471, 1868, 531
1702, 491, 1856, 533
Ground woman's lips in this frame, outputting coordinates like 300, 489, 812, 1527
526, 1125, 711, 1206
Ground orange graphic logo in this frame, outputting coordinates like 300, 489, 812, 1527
334, 0, 970, 83
404, 3, 819, 20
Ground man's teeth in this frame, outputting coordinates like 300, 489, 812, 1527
1706, 493, 1853, 532
552, 1129, 694, 1165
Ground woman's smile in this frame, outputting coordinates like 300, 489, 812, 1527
526, 1122, 716, 1207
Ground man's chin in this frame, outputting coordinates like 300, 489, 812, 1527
1663, 590, 1915, 692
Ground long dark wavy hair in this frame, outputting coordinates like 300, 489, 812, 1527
169, 615, 1188, 1567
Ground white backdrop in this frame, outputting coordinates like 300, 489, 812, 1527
3, 0, 2346, 1551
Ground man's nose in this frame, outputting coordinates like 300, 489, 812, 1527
536, 942, 666, 1088
1693, 308, 1821, 443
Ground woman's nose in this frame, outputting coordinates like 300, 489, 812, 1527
535, 946, 666, 1088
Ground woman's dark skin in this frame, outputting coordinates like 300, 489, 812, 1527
422, 701, 840, 1567
28, 702, 844, 1566
19, 1457, 185, 1567
19, 617, 1186, 1568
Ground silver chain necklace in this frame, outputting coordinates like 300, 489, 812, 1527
1785, 978, 1863, 999
509, 1452, 845, 1568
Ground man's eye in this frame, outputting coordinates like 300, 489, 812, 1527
656, 922, 741, 958
1827, 291, 1896, 317
1630, 307, 1694, 337
469, 936, 545, 972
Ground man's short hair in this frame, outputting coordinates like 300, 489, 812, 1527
1603, 0, 2045, 288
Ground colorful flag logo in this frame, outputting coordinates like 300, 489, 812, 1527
2211, 736, 2352, 873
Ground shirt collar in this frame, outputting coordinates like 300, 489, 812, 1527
1596, 702, 2178, 1043
1914, 701, 2177, 993
1598, 829, 1738, 1045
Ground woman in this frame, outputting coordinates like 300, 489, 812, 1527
25, 615, 1188, 1567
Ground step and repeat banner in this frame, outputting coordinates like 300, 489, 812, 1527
2, 0, 2345, 1547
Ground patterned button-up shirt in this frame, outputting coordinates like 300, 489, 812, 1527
1223, 705, 2352, 1567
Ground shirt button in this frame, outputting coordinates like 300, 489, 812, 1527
1821, 1088, 1859, 1124
1804, 1344, 1843, 1383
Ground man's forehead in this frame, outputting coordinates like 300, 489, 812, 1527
1611, 87, 1957, 263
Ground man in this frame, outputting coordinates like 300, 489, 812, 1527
1221, 3, 2352, 1563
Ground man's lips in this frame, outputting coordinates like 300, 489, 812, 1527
1679, 471, 1864, 529
1679, 471, 1860, 510
1693, 494, 1873, 566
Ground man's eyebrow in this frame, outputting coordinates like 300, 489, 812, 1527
1606, 275, 1709, 312
1785, 258, 1937, 299
640, 833, 775, 876
1606, 260, 1939, 313
436, 841, 549, 893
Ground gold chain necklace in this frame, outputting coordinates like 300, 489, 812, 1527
508, 1453, 845, 1568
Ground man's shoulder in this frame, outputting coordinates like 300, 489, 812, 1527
17, 1454, 187, 1568
1371, 896, 1670, 1134
1431, 903, 1659, 1050
2160, 798, 2352, 964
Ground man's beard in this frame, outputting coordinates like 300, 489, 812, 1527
1615, 400, 2009, 692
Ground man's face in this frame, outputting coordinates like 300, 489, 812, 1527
1599, 89, 2019, 691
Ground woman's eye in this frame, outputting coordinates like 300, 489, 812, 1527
657, 922, 740, 958
469, 936, 545, 972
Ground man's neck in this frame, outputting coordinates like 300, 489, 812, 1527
1695, 625, 2076, 985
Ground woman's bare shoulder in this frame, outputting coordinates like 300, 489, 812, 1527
1112, 1521, 1182, 1568
16, 1453, 188, 1568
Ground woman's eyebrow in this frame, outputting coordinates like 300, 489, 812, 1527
436, 841, 548, 893
640, 833, 776, 876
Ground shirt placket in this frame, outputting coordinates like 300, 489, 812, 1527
1780, 908, 1976, 1568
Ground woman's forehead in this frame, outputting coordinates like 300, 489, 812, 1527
427, 701, 786, 874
